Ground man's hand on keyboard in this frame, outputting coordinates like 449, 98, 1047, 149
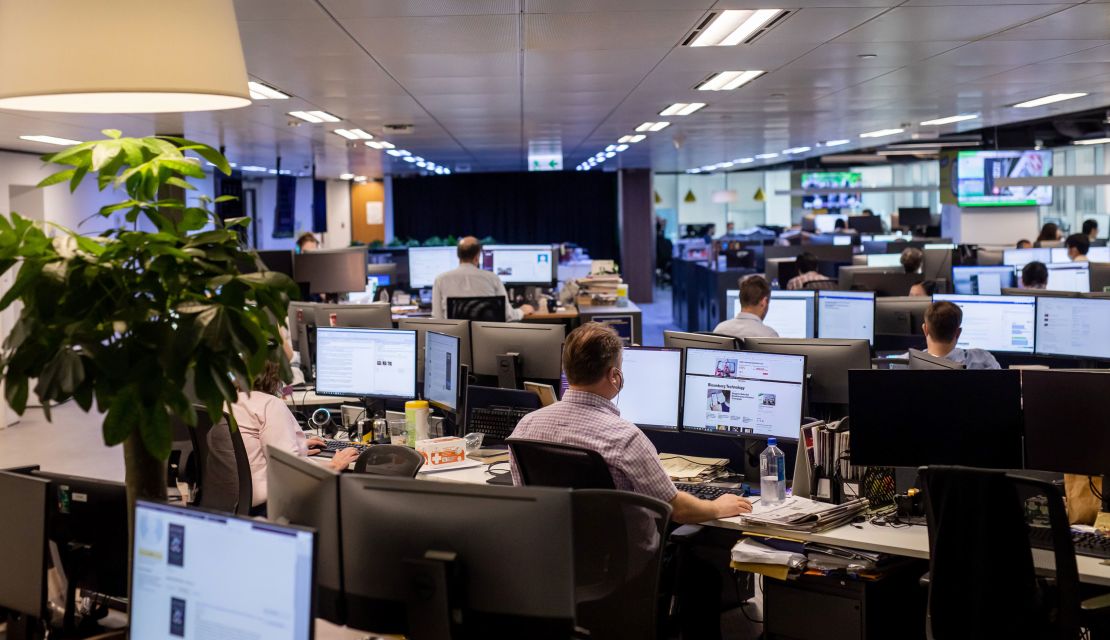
328, 447, 360, 471
713, 495, 753, 519
305, 436, 327, 455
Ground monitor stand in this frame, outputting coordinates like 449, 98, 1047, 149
404, 550, 462, 640
496, 353, 522, 390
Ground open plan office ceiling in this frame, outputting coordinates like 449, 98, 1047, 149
4, 0, 1110, 178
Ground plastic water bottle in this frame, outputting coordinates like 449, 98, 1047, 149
760, 438, 787, 506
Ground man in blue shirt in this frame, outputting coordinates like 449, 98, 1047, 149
922, 301, 1001, 370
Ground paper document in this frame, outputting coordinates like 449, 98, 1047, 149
738, 496, 869, 532
659, 453, 729, 482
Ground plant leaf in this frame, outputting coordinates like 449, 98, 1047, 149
102, 386, 140, 446
102, 129, 122, 139
91, 142, 121, 171
140, 402, 172, 460
37, 169, 76, 189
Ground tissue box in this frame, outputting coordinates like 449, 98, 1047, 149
416, 437, 467, 466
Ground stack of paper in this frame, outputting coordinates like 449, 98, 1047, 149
659, 453, 730, 483
804, 543, 892, 573
575, 274, 624, 306
738, 496, 869, 533
729, 538, 807, 580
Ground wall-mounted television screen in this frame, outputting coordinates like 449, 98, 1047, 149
955, 150, 1052, 207
801, 171, 862, 211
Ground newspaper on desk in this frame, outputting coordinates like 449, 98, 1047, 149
658, 453, 730, 483
738, 496, 869, 533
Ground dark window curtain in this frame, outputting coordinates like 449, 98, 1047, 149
391, 171, 620, 259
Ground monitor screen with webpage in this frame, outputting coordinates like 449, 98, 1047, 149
129, 501, 315, 640
407, 246, 459, 289
817, 290, 875, 344
1002, 247, 1053, 267
1051, 246, 1110, 263
1046, 263, 1090, 293
315, 327, 417, 398
681, 348, 805, 440
616, 347, 682, 430
761, 290, 816, 339
424, 331, 461, 412
955, 150, 1052, 207
952, 265, 1016, 295
1034, 297, 1110, 360
813, 213, 846, 233
801, 172, 862, 211
866, 254, 903, 268
932, 294, 1036, 353
481, 245, 554, 284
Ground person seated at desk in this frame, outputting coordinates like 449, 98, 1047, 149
232, 360, 360, 515
786, 252, 833, 290
1083, 218, 1100, 243
1016, 238, 1033, 249
909, 279, 937, 297
1035, 222, 1061, 248
1022, 261, 1048, 289
1066, 233, 1091, 262
508, 323, 752, 523
901, 246, 924, 274
432, 236, 535, 321
920, 301, 1001, 370
714, 275, 779, 339
296, 231, 319, 253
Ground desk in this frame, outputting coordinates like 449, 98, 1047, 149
526, 307, 578, 321
577, 303, 642, 345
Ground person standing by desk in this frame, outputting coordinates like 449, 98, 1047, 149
920, 301, 1000, 370
431, 236, 535, 320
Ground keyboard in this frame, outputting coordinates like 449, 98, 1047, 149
676, 482, 750, 500
1029, 526, 1110, 559
314, 439, 369, 459
468, 406, 534, 443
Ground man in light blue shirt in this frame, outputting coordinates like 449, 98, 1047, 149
713, 275, 779, 340
921, 300, 1000, 370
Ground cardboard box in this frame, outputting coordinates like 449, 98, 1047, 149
416, 437, 467, 466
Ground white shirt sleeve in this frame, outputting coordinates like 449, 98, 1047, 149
495, 277, 523, 322
260, 395, 307, 459
431, 273, 446, 319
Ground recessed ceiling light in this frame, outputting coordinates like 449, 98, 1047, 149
353, 176, 367, 182
697, 70, 766, 91
783, 146, 811, 154
755, 152, 779, 159
824, 139, 851, 147
617, 134, 646, 143
616, 144, 629, 152
659, 102, 706, 116
605, 144, 617, 152
403, 156, 416, 163
247, 81, 289, 100
240, 165, 268, 172
716, 161, 735, 169
1073, 137, 1110, 146
860, 128, 905, 138
19, 134, 81, 146
396, 150, 411, 157
735, 158, 754, 164
920, 114, 979, 126
386, 149, 403, 157
366, 140, 385, 149
687, 168, 702, 174
288, 110, 339, 123
605, 151, 616, 158
700, 165, 717, 172
334, 129, 359, 140
689, 9, 784, 47
339, 173, 354, 180
1013, 93, 1088, 108
635, 121, 671, 132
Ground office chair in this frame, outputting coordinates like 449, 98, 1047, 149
188, 406, 254, 516
919, 466, 1110, 640
352, 445, 424, 477
508, 439, 616, 489
801, 278, 839, 290
447, 296, 507, 322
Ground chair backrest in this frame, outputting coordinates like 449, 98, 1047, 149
509, 439, 617, 490
920, 465, 1080, 640
191, 407, 254, 515
802, 278, 839, 290
447, 296, 506, 322
571, 490, 672, 640
353, 445, 424, 477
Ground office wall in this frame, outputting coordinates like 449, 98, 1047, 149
350, 181, 386, 244
391, 171, 620, 260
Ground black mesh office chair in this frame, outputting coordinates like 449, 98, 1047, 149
508, 439, 616, 489
801, 278, 839, 290
188, 406, 254, 516
353, 445, 424, 477
447, 296, 507, 322
920, 466, 1110, 640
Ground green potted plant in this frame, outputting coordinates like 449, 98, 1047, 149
0, 130, 297, 508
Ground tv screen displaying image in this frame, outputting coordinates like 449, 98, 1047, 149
801, 171, 862, 211
955, 150, 1052, 207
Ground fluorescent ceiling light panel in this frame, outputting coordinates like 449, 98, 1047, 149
689, 9, 784, 47
307, 110, 339, 122
824, 139, 851, 147
333, 129, 359, 140
247, 81, 288, 100
735, 158, 754, 164
354, 176, 367, 182
339, 173, 354, 180
347, 129, 372, 139
648, 121, 670, 132
716, 161, 734, 168
616, 144, 629, 152
386, 149, 403, 157
1073, 137, 1110, 146
365, 141, 385, 149
1013, 93, 1087, 109
697, 70, 765, 91
920, 114, 978, 126
19, 134, 81, 146
659, 102, 706, 116
783, 146, 811, 154
403, 156, 416, 163
606, 145, 616, 152
378, 141, 395, 149
755, 152, 779, 159
288, 110, 323, 123
860, 128, 904, 138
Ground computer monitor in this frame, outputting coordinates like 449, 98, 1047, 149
266, 447, 343, 624
1002, 247, 1053, 267
875, 296, 929, 335
866, 253, 904, 268
952, 265, 1016, 295
288, 301, 314, 350
1090, 262, 1110, 293
338, 475, 575, 636
424, 331, 462, 413
897, 207, 932, 227
932, 294, 1035, 354
618, 347, 681, 430
256, 249, 295, 279
814, 214, 846, 234
848, 369, 1023, 468
850, 271, 920, 297
407, 246, 459, 289
761, 290, 816, 339
1046, 262, 1090, 292
314, 327, 417, 399
848, 215, 884, 234
365, 263, 398, 297
293, 246, 369, 294
743, 337, 871, 405
1023, 370, 1110, 476
1051, 246, 1110, 263
836, 265, 901, 291
662, 330, 739, 351
130, 500, 316, 640
908, 348, 965, 370
0, 471, 50, 618
1034, 296, 1110, 360
316, 303, 393, 329
680, 348, 805, 439
398, 318, 472, 383
1000, 287, 1079, 299
817, 290, 875, 344
832, 235, 853, 246
482, 245, 555, 285
470, 322, 565, 379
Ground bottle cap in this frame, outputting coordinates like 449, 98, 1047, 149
405, 400, 429, 410
767, 437, 777, 447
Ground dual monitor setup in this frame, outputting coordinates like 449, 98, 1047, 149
726, 289, 876, 344
954, 262, 1096, 295
407, 244, 557, 289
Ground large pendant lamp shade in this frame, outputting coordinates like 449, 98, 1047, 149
0, 0, 251, 113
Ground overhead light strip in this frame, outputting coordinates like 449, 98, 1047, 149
1013, 93, 1087, 109
697, 70, 765, 91
860, 128, 904, 138
920, 113, 978, 126
659, 102, 706, 116
20, 134, 82, 146
247, 81, 289, 100
688, 9, 784, 47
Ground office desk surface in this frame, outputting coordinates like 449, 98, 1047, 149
526, 307, 579, 320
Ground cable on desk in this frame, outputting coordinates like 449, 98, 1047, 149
485, 461, 512, 478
